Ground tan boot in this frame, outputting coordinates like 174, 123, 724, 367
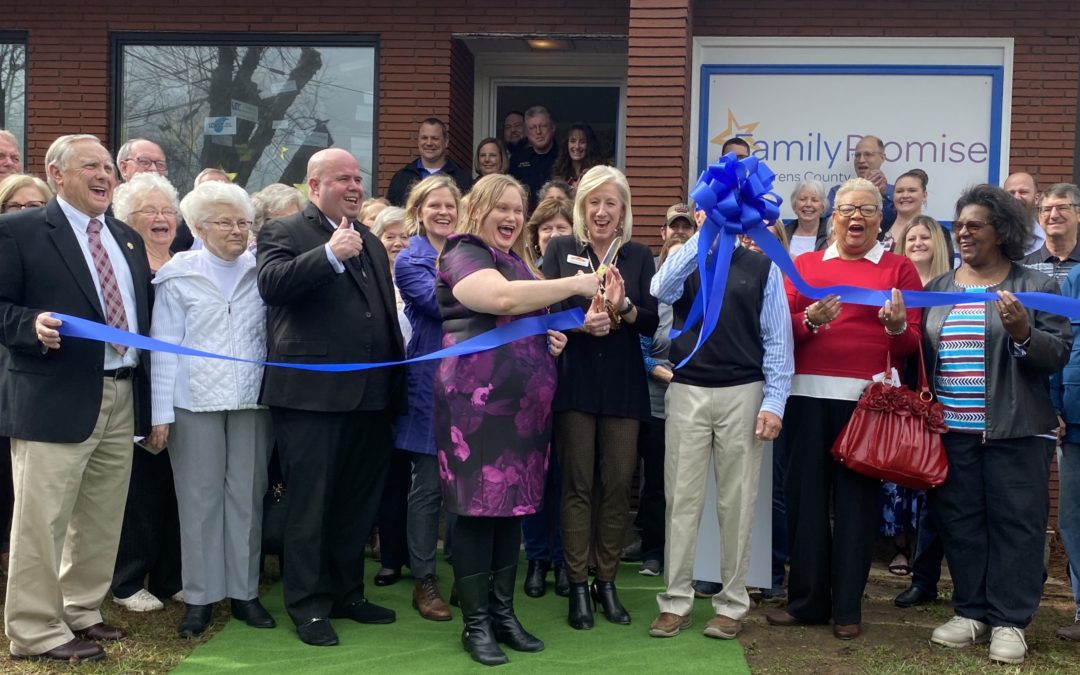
413, 575, 452, 621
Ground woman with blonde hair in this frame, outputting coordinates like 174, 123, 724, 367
393, 174, 462, 619
434, 173, 597, 665
899, 215, 952, 286
542, 165, 659, 629
0, 174, 51, 214
360, 196, 390, 227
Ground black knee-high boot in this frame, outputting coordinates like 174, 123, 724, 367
490, 566, 543, 652
457, 572, 508, 666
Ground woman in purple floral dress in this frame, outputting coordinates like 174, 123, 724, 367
434, 174, 598, 667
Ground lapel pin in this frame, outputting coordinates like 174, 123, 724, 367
126, 242, 134, 250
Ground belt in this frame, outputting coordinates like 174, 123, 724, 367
103, 367, 134, 380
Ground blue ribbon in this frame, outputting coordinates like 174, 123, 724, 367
54, 308, 585, 372
672, 156, 1080, 371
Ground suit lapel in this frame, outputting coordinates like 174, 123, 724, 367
44, 201, 106, 321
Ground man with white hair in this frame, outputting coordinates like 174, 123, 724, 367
0, 134, 153, 663
0, 130, 21, 180
116, 138, 168, 182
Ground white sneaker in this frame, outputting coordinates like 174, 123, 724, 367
172, 590, 185, 603
989, 626, 1027, 664
112, 588, 164, 612
930, 615, 990, 648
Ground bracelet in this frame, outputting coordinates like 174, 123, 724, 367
803, 310, 822, 333
885, 321, 907, 336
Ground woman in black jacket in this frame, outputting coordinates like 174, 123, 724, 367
542, 165, 658, 630
922, 184, 1071, 666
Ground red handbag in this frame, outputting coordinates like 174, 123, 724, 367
830, 342, 949, 489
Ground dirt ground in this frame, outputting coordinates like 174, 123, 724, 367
738, 538, 1080, 674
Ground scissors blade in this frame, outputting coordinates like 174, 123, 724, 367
594, 237, 622, 279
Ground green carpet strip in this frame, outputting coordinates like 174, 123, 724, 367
174, 557, 749, 674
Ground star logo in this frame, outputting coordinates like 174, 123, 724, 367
710, 109, 758, 150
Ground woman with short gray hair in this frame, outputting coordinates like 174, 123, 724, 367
784, 179, 830, 258
251, 183, 306, 234
148, 181, 274, 638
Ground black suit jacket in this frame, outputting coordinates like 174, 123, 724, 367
256, 202, 405, 412
0, 199, 153, 442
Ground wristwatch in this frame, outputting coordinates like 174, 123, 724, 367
619, 298, 635, 316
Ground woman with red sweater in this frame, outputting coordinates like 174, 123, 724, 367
766, 177, 923, 640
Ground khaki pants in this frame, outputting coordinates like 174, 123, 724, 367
4, 379, 133, 656
656, 381, 763, 620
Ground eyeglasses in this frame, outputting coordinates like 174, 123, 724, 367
2, 200, 45, 212
852, 151, 881, 160
133, 156, 168, 172
835, 204, 881, 218
1038, 203, 1080, 217
206, 219, 252, 231
137, 207, 177, 219
953, 220, 990, 235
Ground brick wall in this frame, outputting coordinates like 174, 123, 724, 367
5, 0, 629, 196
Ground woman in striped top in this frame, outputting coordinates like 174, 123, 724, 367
922, 184, 1071, 666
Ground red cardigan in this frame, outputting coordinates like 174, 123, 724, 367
784, 248, 923, 381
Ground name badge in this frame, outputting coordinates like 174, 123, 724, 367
567, 254, 590, 267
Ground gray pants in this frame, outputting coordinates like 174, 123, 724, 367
169, 408, 272, 605
407, 452, 442, 578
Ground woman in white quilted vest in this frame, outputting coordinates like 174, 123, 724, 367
146, 181, 275, 639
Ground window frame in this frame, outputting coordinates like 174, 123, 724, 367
109, 31, 380, 191
0, 30, 29, 159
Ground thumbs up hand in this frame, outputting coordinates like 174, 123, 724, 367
328, 217, 363, 261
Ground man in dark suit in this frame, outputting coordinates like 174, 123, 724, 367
257, 147, 405, 647
0, 134, 153, 663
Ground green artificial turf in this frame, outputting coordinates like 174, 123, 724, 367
173, 557, 749, 674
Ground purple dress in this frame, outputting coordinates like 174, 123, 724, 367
434, 234, 555, 517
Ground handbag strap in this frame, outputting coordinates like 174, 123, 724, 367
883, 339, 933, 395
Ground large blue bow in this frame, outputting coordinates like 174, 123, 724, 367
672, 152, 783, 367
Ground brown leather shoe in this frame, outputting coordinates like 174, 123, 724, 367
704, 614, 742, 639
833, 623, 861, 640
412, 575, 452, 621
73, 622, 127, 642
648, 612, 692, 637
11, 638, 105, 662
765, 610, 802, 627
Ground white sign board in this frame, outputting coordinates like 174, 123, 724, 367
691, 38, 1013, 224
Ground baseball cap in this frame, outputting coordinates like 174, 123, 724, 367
665, 203, 695, 228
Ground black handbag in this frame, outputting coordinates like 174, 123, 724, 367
262, 444, 286, 556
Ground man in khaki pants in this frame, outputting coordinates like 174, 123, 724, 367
0, 134, 153, 662
648, 229, 793, 639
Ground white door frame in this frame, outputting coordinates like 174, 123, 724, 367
472, 51, 628, 168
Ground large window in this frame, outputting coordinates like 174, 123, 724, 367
0, 33, 27, 154
113, 33, 377, 192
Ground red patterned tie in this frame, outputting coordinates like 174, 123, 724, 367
86, 218, 129, 355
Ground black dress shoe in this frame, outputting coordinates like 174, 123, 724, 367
567, 581, 594, 630
894, 585, 937, 608
523, 559, 549, 598
373, 568, 401, 587
177, 604, 213, 638
74, 622, 127, 642
553, 564, 570, 597
330, 598, 396, 624
296, 618, 338, 647
231, 598, 276, 628
591, 580, 631, 625
11, 638, 104, 662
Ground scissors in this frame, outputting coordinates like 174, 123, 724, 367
594, 237, 622, 291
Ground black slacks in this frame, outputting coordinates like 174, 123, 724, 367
111, 446, 182, 599
784, 396, 880, 625
636, 416, 666, 563
271, 407, 393, 625
930, 433, 1053, 628
375, 450, 411, 571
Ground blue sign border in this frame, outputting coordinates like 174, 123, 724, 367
697, 64, 1005, 187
